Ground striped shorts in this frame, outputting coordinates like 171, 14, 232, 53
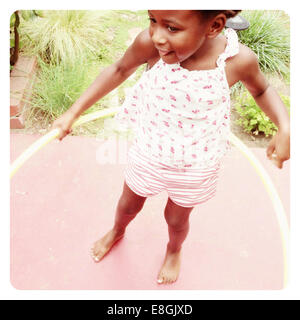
124, 144, 221, 208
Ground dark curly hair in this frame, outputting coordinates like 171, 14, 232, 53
198, 10, 242, 20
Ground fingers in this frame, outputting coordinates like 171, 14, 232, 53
277, 159, 283, 169
271, 155, 283, 169
266, 135, 283, 169
267, 139, 287, 169
50, 122, 73, 140
58, 128, 72, 141
269, 153, 284, 169
267, 147, 275, 161
266, 136, 276, 160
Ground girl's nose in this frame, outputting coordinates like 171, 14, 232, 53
151, 29, 167, 46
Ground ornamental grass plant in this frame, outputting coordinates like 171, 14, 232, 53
20, 10, 149, 132
237, 10, 290, 77
25, 55, 145, 133
19, 10, 110, 64
26, 57, 107, 128
231, 11, 290, 137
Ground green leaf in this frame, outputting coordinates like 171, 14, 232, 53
235, 89, 287, 137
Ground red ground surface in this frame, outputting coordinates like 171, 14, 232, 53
10, 133, 290, 290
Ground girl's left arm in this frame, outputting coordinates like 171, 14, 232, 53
237, 46, 290, 169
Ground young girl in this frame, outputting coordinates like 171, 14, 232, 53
51, 10, 290, 284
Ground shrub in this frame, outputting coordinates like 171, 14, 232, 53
237, 10, 290, 77
19, 10, 110, 64
234, 91, 290, 137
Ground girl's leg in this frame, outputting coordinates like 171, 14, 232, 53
113, 181, 147, 233
157, 197, 194, 284
91, 181, 147, 262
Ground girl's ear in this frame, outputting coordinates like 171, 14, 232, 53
206, 13, 226, 38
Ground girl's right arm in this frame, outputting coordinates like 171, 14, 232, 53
51, 28, 157, 140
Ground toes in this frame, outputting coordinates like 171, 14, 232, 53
91, 254, 99, 262
169, 277, 175, 284
157, 273, 164, 284
92, 254, 101, 262
92, 251, 102, 262
157, 273, 177, 284
90, 248, 101, 262
157, 273, 170, 285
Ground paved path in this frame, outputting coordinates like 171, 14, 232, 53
10, 133, 290, 289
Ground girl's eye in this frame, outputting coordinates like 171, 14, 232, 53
167, 26, 178, 32
148, 17, 178, 32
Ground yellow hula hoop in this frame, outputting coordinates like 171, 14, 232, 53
10, 107, 289, 287
10, 107, 120, 179
228, 132, 289, 287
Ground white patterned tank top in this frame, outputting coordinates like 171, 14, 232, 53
115, 28, 239, 169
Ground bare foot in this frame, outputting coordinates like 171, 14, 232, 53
157, 245, 181, 284
91, 229, 124, 262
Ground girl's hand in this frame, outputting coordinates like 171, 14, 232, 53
266, 129, 290, 169
50, 111, 77, 141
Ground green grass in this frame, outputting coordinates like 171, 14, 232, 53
22, 10, 149, 133
26, 57, 107, 124
19, 10, 111, 64
231, 11, 290, 135
238, 10, 290, 77
96, 10, 148, 63
231, 10, 290, 97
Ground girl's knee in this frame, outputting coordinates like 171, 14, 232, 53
117, 196, 145, 216
165, 215, 189, 230
164, 201, 192, 230
116, 182, 147, 215
164, 198, 193, 227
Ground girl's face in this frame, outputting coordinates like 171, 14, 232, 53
148, 10, 212, 64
